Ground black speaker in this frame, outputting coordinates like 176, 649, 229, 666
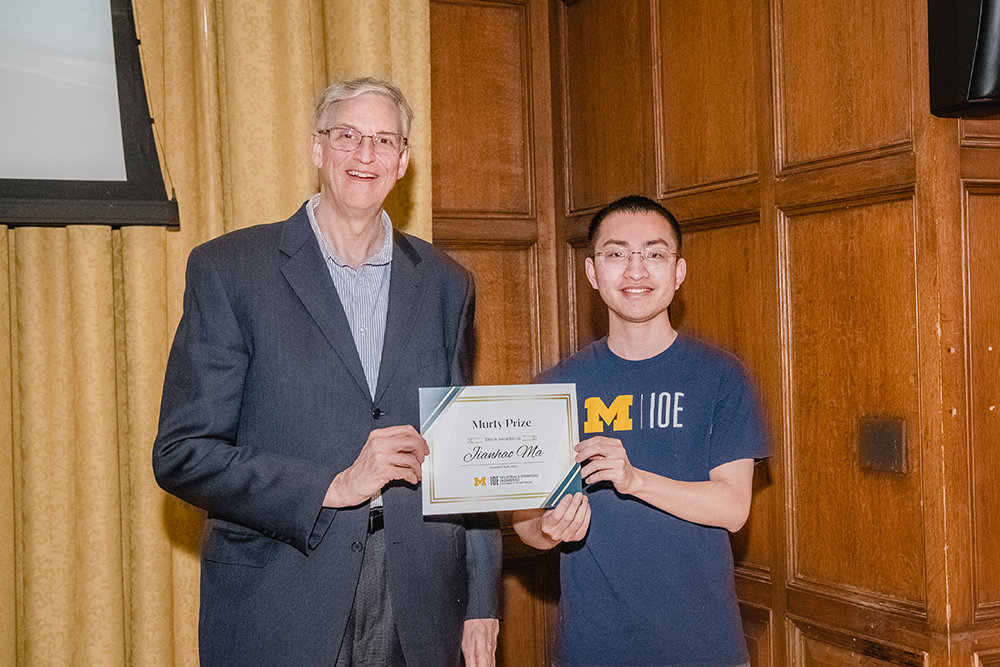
929, 0, 1000, 117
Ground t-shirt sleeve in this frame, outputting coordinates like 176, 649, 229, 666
707, 359, 770, 470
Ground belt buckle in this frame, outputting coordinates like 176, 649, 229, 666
368, 508, 384, 534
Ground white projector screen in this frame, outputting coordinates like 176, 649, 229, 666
0, 0, 177, 227
0, 0, 127, 181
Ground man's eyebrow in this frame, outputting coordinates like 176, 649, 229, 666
330, 123, 402, 135
597, 238, 673, 248
597, 239, 628, 247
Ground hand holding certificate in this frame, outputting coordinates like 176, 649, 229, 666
419, 383, 581, 515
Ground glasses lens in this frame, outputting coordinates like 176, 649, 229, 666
371, 134, 402, 154
326, 127, 403, 155
597, 249, 675, 266
327, 128, 360, 151
642, 249, 674, 264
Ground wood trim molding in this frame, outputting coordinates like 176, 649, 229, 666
787, 577, 928, 623
787, 615, 928, 666
432, 217, 539, 244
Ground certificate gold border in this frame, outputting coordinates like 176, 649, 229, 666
422, 387, 578, 510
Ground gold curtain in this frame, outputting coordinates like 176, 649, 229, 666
0, 1, 431, 663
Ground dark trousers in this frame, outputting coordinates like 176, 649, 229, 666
335, 519, 406, 667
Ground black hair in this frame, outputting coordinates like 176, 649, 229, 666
587, 195, 682, 255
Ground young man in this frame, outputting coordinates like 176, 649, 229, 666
153, 78, 500, 666
513, 195, 768, 667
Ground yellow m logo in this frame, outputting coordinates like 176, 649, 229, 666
474, 477, 486, 486
584, 395, 633, 433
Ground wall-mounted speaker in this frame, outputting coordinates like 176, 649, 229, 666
929, 0, 1000, 117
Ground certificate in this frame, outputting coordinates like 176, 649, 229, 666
419, 383, 581, 515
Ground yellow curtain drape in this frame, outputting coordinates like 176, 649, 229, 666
1, 1, 431, 663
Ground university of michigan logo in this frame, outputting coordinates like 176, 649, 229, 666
584, 392, 685, 433
473, 476, 486, 486
584, 395, 633, 433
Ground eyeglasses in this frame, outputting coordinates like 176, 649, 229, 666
318, 125, 407, 156
592, 248, 679, 267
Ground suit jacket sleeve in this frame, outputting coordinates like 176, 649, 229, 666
152, 244, 340, 553
452, 279, 503, 620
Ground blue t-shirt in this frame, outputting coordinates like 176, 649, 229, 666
538, 333, 769, 667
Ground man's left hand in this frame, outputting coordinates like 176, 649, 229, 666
462, 618, 499, 667
575, 436, 642, 496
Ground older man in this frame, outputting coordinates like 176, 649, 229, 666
153, 77, 501, 666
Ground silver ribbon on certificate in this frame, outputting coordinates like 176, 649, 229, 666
419, 383, 581, 515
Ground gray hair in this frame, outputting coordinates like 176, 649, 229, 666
314, 77, 413, 138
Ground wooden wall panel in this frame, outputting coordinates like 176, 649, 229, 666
548, 0, 1000, 664
785, 198, 925, 612
742, 603, 773, 667
562, 0, 649, 213
962, 119, 1000, 146
671, 221, 773, 574
431, 0, 532, 216
966, 188, 1000, 619
656, 0, 757, 194
976, 648, 1000, 667
788, 619, 926, 666
495, 554, 559, 666
567, 240, 607, 351
444, 245, 540, 385
671, 222, 766, 380
431, 1, 559, 664
774, 0, 912, 170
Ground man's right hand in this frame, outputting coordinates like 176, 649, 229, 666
539, 492, 591, 543
323, 425, 430, 508
512, 492, 591, 550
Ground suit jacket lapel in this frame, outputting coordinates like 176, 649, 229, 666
375, 231, 424, 402
278, 205, 372, 400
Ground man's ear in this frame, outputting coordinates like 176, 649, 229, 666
584, 256, 599, 290
311, 134, 324, 169
396, 146, 410, 180
674, 257, 687, 290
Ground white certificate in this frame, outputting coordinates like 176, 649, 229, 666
419, 383, 581, 515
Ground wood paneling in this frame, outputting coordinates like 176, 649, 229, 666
562, 0, 649, 212
742, 603, 773, 666
441, 245, 540, 385
774, 0, 913, 171
789, 618, 926, 666
785, 198, 925, 613
431, 0, 532, 216
431, 0, 1000, 664
671, 221, 766, 380
963, 118, 1000, 146
656, 0, 758, 194
966, 188, 1000, 619
976, 648, 1000, 667
495, 554, 559, 666
671, 220, 773, 574
567, 240, 606, 350
431, 1, 559, 662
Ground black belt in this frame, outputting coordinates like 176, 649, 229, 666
368, 507, 384, 534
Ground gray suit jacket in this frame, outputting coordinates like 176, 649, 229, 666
153, 202, 501, 666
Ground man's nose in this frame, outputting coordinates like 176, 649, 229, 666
355, 135, 377, 160
624, 252, 648, 276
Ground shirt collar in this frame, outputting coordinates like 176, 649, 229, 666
306, 193, 394, 268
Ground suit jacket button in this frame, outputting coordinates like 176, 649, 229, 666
373, 408, 382, 419
351, 541, 363, 552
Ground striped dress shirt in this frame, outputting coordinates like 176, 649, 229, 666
307, 195, 394, 508
306, 194, 393, 399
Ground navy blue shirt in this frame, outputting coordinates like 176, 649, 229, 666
538, 334, 769, 667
